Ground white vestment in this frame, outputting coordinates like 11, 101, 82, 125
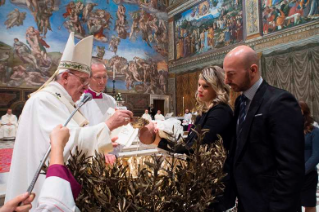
79, 89, 124, 155
182, 113, 192, 125
35, 177, 80, 212
5, 82, 113, 211
156, 118, 183, 142
1, 113, 18, 138
155, 114, 165, 121
141, 113, 152, 122
35, 164, 80, 212
79, 90, 116, 126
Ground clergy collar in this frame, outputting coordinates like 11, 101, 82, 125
85, 87, 102, 99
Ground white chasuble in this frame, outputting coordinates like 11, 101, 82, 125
1, 114, 18, 138
5, 82, 113, 211
80, 90, 124, 155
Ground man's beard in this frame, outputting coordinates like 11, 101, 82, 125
241, 71, 251, 91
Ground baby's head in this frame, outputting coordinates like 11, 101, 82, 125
139, 121, 157, 145
139, 119, 183, 145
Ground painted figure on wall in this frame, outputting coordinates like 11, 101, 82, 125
0, 0, 168, 94
262, 0, 319, 35
96, 46, 106, 59
4, 8, 26, 29
174, 0, 243, 60
115, 4, 128, 39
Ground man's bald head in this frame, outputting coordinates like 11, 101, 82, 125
223, 45, 260, 92
225, 45, 259, 69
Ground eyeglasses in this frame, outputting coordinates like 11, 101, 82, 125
68, 72, 90, 86
92, 75, 107, 81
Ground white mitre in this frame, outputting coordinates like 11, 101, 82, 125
34, 32, 94, 93
58, 32, 93, 75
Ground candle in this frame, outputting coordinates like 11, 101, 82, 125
113, 68, 116, 80
183, 96, 184, 113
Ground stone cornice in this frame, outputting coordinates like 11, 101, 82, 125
169, 20, 319, 74
167, 0, 201, 19
248, 21, 319, 51
167, 0, 187, 13
168, 45, 238, 74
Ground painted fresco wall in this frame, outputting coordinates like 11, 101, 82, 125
0, 0, 168, 95
262, 0, 319, 35
174, 0, 243, 60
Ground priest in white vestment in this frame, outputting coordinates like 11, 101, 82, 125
1, 109, 18, 139
80, 57, 121, 162
154, 110, 165, 121
80, 57, 117, 126
5, 32, 133, 211
141, 109, 152, 122
182, 109, 192, 131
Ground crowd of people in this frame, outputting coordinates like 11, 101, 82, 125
1, 32, 319, 212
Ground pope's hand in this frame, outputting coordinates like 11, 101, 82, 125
106, 110, 133, 131
0, 192, 35, 212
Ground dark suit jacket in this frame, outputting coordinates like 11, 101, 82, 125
158, 103, 233, 152
158, 103, 236, 211
230, 81, 305, 212
148, 106, 157, 119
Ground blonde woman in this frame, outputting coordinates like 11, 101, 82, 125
146, 66, 235, 211
161, 66, 234, 150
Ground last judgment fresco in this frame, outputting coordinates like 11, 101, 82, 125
0, 0, 169, 94
174, 0, 243, 60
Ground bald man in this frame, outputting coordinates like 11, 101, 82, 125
224, 46, 304, 212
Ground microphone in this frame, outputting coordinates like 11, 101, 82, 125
25, 93, 93, 194
78, 93, 93, 107
63, 93, 93, 126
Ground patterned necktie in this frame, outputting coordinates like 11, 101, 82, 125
238, 94, 248, 133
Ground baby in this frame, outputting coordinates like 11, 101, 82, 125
139, 118, 183, 145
